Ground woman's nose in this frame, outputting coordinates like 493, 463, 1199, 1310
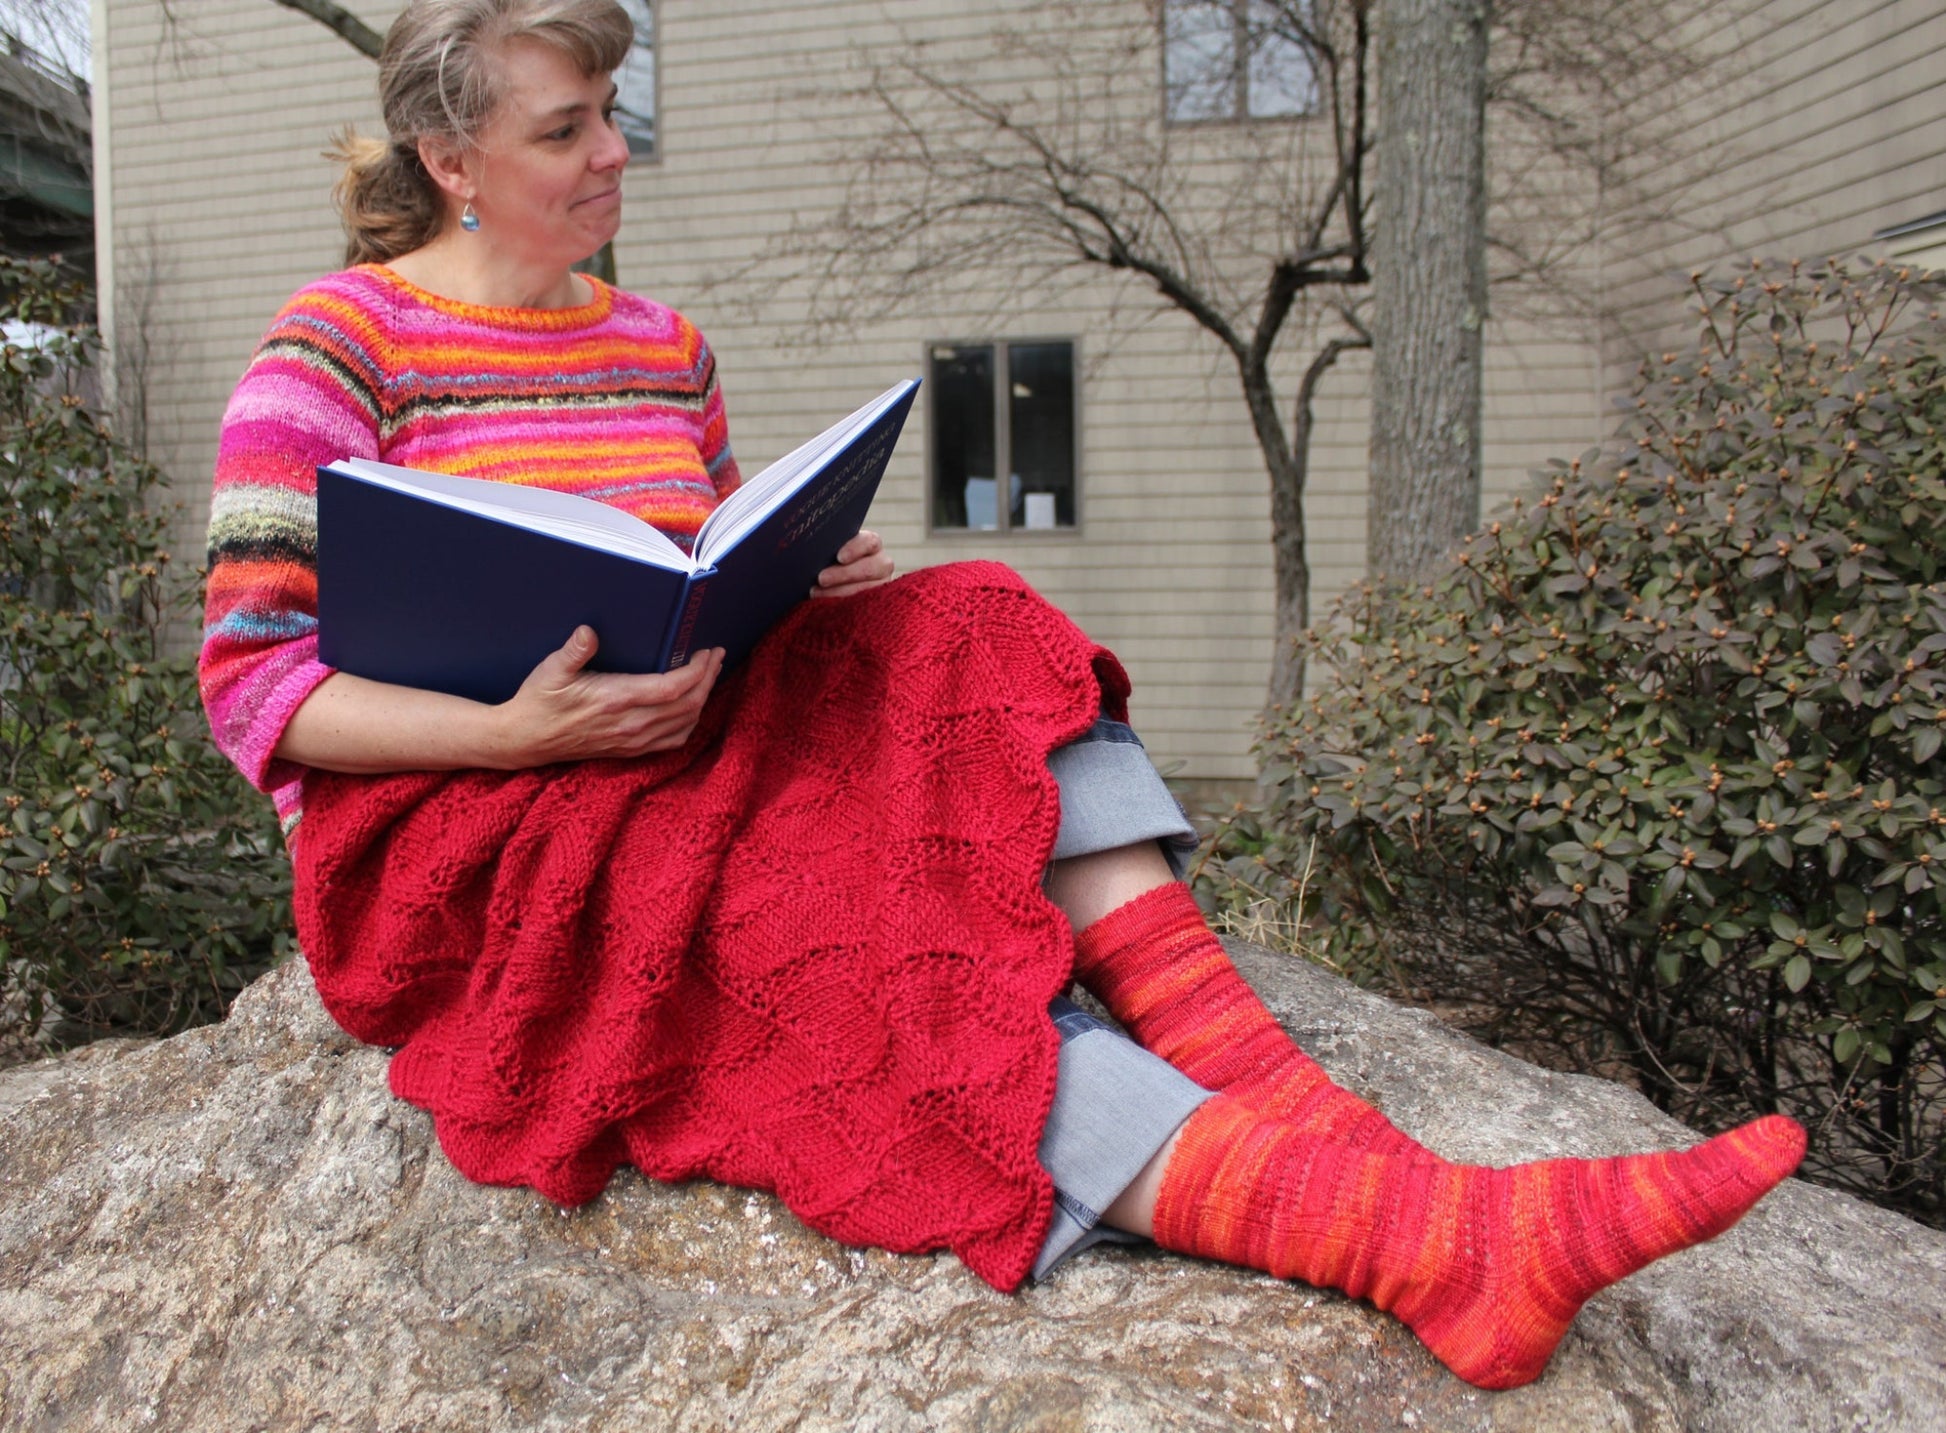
595, 119, 630, 172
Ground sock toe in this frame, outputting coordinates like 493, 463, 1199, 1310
1734, 1113, 1808, 1179
1392, 1115, 1806, 1388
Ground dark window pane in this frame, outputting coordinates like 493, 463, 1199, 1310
1164, 0, 1236, 122
616, 0, 657, 157
1008, 342, 1075, 529
930, 345, 996, 530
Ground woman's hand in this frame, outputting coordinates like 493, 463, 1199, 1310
811, 529, 895, 599
497, 627, 725, 765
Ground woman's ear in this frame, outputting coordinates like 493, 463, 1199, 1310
416, 135, 474, 206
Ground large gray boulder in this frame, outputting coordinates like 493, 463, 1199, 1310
2, 944, 1942, 1431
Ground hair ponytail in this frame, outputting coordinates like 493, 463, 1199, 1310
327, 128, 443, 265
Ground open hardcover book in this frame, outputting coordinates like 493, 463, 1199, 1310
317, 378, 920, 705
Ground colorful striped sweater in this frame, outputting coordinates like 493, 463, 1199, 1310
200, 265, 741, 836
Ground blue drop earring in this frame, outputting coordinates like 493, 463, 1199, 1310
460, 201, 480, 233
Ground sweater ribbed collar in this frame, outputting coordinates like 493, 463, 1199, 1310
361, 263, 616, 332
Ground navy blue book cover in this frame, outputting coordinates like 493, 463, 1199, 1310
316, 380, 917, 705
316, 474, 692, 705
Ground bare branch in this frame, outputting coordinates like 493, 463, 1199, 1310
269, 0, 384, 59
743, 0, 1727, 716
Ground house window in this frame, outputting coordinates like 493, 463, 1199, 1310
615, 0, 657, 158
1164, 0, 1318, 123
928, 340, 1077, 533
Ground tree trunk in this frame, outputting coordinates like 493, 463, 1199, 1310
1237, 321, 1369, 720
1264, 440, 1310, 716
1367, 0, 1488, 583
1237, 362, 1309, 715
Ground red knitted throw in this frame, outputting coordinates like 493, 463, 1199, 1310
293, 562, 1126, 1292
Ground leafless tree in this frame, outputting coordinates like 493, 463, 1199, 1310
768, 1, 1376, 712
764, 0, 1729, 713
250, 0, 1726, 712
0, 0, 90, 85
0, 1, 95, 272
110, 224, 166, 455
266, 0, 383, 59
1485, 0, 1724, 302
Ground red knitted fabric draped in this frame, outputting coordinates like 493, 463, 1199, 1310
293, 563, 1127, 1293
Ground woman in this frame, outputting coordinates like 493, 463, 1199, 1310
202, 0, 1803, 1393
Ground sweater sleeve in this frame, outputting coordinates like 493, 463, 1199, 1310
199, 284, 385, 796
696, 336, 742, 500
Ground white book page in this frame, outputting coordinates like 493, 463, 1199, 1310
693, 380, 918, 567
331, 459, 695, 571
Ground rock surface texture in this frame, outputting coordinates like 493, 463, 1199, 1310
3, 946, 1943, 1432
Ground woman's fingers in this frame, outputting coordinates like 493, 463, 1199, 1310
637, 648, 723, 749
812, 530, 895, 597
609, 649, 722, 740
505, 643, 724, 763
597, 645, 720, 707
812, 560, 895, 597
836, 529, 883, 564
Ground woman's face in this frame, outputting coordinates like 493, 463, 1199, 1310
462, 38, 630, 270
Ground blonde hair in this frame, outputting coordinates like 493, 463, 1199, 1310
330, 0, 635, 264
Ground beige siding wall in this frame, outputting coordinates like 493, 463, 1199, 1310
619, 2, 1602, 777
98, 0, 387, 545
100, 0, 1603, 780
1601, 0, 1946, 365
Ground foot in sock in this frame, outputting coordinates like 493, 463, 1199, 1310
1072, 883, 1429, 1155
1149, 1094, 1806, 1390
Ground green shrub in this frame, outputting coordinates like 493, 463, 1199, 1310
0, 256, 293, 1047
1204, 259, 1946, 1223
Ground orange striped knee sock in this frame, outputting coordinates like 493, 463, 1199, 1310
1150, 1094, 1806, 1390
1071, 884, 1427, 1155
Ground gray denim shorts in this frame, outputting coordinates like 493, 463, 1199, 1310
1034, 717, 1212, 1276
1046, 717, 1202, 876
1034, 998, 1211, 1276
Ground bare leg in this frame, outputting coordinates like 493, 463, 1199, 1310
1044, 840, 1176, 930
1100, 1123, 1182, 1239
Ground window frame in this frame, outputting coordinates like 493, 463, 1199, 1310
1161, 0, 1320, 127
614, 0, 659, 162
923, 336, 1084, 538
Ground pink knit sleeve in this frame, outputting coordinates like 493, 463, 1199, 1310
696, 337, 741, 500
199, 281, 384, 797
